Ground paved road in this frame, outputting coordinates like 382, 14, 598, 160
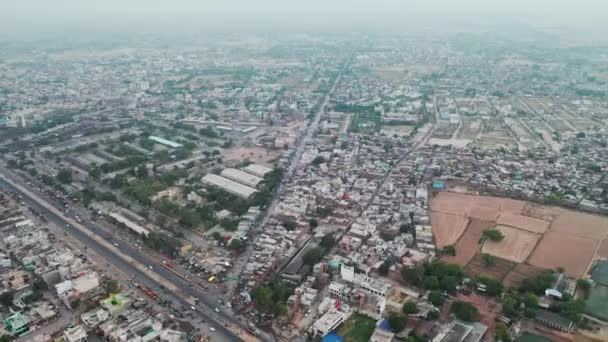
0, 172, 257, 342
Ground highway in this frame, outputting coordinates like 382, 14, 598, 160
0, 170, 262, 342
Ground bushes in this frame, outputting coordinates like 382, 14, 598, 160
451, 301, 480, 321
401, 261, 464, 293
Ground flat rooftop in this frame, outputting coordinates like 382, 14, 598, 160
202, 174, 258, 199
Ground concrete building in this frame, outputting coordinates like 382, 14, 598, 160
202, 174, 258, 199
63, 325, 88, 342
312, 307, 352, 337
221, 168, 264, 188
109, 213, 150, 237
432, 320, 487, 342
244, 163, 273, 178
341, 264, 391, 298
148, 136, 183, 148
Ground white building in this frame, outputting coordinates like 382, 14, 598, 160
244, 164, 273, 178
312, 308, 352, 337
63, 325, 87, 342
202, 174, 258, 199
341, 265, 391, 298
220, 168, 264, 188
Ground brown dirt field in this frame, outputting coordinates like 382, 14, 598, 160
464, 253, 514, 280
597, 239, 608, 259
430, 212, 469, 248
498, 198, 526, 214
497, 212, 550, 234
503, 264, 547, 288
522, 202, 563, 221
468, 205, 500, 221
454, 293, 502, 342
482, 225, 541, 263
550, 210, 608, 240
441, 219, 493, 266
528, 231, 598, 278
430, 192, 472, 216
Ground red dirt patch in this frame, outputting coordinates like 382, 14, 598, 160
503, 264, 546, 288
464, 253, 514, 280
430, 212, 469, 248
528, 231, 598, 278
550, 210, 608, 241
442, 219, 493, 266
497, 212, 550, 234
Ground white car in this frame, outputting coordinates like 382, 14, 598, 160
209, 327, 216, 332
214, 307, 220, 313
190, 306, 196, 311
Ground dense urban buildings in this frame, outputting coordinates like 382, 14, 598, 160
0, 24, 608, 342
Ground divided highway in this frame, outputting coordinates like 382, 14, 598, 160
0, 171, 260, 342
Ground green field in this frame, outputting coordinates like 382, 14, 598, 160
336, 313, 377, 342
585, 284, 608, 321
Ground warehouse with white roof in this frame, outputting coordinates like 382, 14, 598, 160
244, 164, 273, 178
202, 174, 258, 199
220, 168, 264, 188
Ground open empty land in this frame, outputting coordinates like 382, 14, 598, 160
528, 231, 598, 278
432, 191, 608, 279
497, 212, 550, 234
550, 210, 608, 240
441, 219, 493, 266
481, 225, 541, 263
430, 212, 469, 248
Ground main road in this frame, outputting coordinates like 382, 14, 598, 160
228, 59, 350, 285
0, 170, 267, 342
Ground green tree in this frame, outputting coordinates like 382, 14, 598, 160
402, 301, 419, 315
482, 229, 505, 242
311, 156, 326, 166
387, 312, 407, 333
0, 291, 14, 308
451, 301, 480, 322
309, 218, 318, 229
378, 260, 391, 276
482, 253, 497, 267
283, 220, 297, 231
442, 245, 456, 256
56, 168, 73, 184
104, 279, 120, 294
228, 239, 244, 251
303, 247, 324, 265
320, 234, 336, 249
428, 290, 445, 307
495, 322, 511, 342
577, 279, 591, 299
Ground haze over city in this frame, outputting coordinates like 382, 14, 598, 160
1, 1, 608, 342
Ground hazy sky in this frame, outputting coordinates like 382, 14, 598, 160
2, 0, 607, 38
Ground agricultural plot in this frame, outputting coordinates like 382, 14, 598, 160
503, 264, 546, 288
528, 231, 598, 278
432, 192, 607, 280
441, 219, 493, 267
464, 253, 514, 280
430, 212, 469, 248
549, 210, 608, 240
481, 225, 541, 263
497, 212, 550, 234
